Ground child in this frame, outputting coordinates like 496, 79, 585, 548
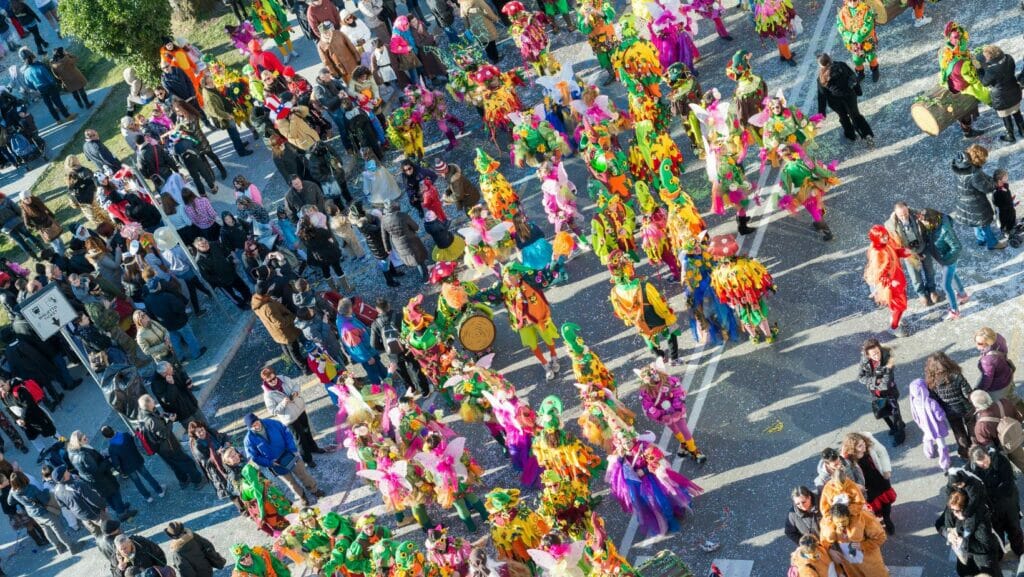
993, 169, 1018, 238
273, 207, 306, 260
908, 378, 950, 473
370, 38, 397, 92
233, 175, 264, 206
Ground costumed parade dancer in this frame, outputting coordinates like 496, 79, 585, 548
836, 0, 880, 82
445, 354, 512, 457
476, 149, 522, 222
539, 160, 588, 246
752, 0, 798, 66
688, 0, 733, 40
864, 225, 910, 337
725, 50, 768, 147
469, 65, 527, 146
509, 107, 571, 170
484, 488, 551, 565
426, 526, 474, 576
939, 21, 990, 139
605, 418, 702, 536
482, 383, 542, 488
537, 469, 595, 541
503, 1, 561, 76
461, 205, 515, 278
501, 263, 562, 380
401, 295, 458, 391
646, 1, 701, 76
230, 455, 295, 537
666, 63, 705, 156
637, 358, 706, 462
249, 0, 296, 63
416, 432, 491, 531
614, 15, 671, 134
275, 507, 333, 570
231, 544, 291, 577
590, 189, 638, 266
533, 396, 603, 487
751, 90, 821, 170
608, 261, 683, 364
577, 0, 619, 82
776, 143, 838, 241
708, 234, 778, 343
689, 93, 756, 235
679, 235, 741, 346
387, 106, 426, 161
405, 81, 467, 151
561, 322, 618, 392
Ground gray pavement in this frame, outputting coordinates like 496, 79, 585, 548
4, 1, 1024, 576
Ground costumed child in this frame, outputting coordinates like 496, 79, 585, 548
725, 50, 768, 146
691, 93, 756, 235
864, 224, 910, 337
484, 488, 551, 565
687, 0, 733, 40
576, 376, 636, 453
637, 358, 706, 462
679, 235, 740, 346
401, 295, 458, 389
776, 143, 838, 241
532, 396, 602, 487
356, 449, 436, 531
708, 234, 778, 343
405, 81, 467, 152
613, 15, 670, 134
500, 262, 561, 380
837, 0, 879, 82
426, 526, 473, 577
665, 63, 705, 156
636, 183, 681, 281
275, 507, 333, 569
444, 354, 511, 456
475, 148, 521, 221
230, 544, 292, 577
752, 0, 798, 66
416, 432, 491, 531
508, 106, 571, 170
590, 189, 638, 266
751, 90, 821, 171
249, 0, 296, 63
608, 264, 683, 364
646, 1, 700, 75
537, 469, 594, 541
571, 84, 629, 146
502, 2, 561, 76
939, 21, 990, 139
228, 453, 294, 537
539, 160, 587, 245
605, 419, 702, 536
577, 0, 619, 81
227, 21, 258, 55
387, 106, 425, 161
535, 66, 582, 149
319, 513, 360, 577
908, 377, 951, 473
345, 514, 394, 576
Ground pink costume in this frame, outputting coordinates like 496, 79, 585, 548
639, 206, 681, 281
229, 21, 258, 55
483, 388, 541, 488
687, 0, 732, 39
407, 81, 467, 151
540, 161, 585, 239
647, 2, 700, 74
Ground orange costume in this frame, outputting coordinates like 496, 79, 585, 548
864, 225, 909, 332
161, 42, 206, 106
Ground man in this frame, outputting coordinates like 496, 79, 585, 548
135, 134, 180, 190
0, 372, 57, 450
312, 68, 353, 152
971, 389, 1024, 473
285, 175, 327, 217
1, 326, 65, 409
251, 284, 310, 372
160, 60, 198, 109
434, 160, 480, 217
114, 532, 168, 577
968, 445, 1024, 557
137, 395, 206, 490
97, 519, 124, 576
192, 237, 252, 309
884, 202, 941, 306
19, 49, 76, 124
100, 425, 165, 504
836, 0, 880, 82
308, 0, 342, 39
199, 75, 254, 158
398, 159, 437, 218
142, 275, 206, 362
340, 8, 373, 48
316, 21, 361, 82
83, 129, 122, 173
336, 298, 389, 383
243, 413, 324, 506
370, 297, 430, 397
51, 464, 111, 537
149, 362, 205, 431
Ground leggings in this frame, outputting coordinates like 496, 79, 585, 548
944, 264, 966, 313
318, 260, 344, 279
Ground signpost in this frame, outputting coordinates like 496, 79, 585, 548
19, 283, 103, 395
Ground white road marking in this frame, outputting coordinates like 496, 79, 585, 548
887, 567, 924, 577
711, 559, 754, 577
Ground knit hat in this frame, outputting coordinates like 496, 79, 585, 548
243, 413, 259, 428
432, 159, 448, 174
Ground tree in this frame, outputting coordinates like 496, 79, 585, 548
59, 0, 172, 86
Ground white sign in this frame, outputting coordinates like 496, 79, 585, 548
19, 283, 78, 340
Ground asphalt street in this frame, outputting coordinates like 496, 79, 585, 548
9, 1, 1024, 576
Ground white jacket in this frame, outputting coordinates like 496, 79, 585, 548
862, 431, 892, 476
262, 376, 307, 426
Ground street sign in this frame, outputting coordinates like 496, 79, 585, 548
19, 283, 78, 340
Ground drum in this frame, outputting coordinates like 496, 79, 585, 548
863, 0, 907, 24
458, 311, 496, 353
911, 86, 979, 136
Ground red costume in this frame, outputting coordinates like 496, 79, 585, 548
864, 225, 909, 331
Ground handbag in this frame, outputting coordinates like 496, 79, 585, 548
270, 451, 296, 475
871, 397, 893, 419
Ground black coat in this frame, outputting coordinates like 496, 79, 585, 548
968, 448, 1020, 512
951, 155, 995, 227
272, 144, 310, 186
2, 380, 55, 439
195, 242, 239, 287
53, 478, 107, 522
105, 431, 145, 475
784, 503, 822, 545
219, 219, 250, 252
381, 209, 427, 266
142, 283, 190, 331
938, 507, 1004, 569
125, 196, 163, 229
150, 367, 199, 421
981, 53, 1022, 112
168, 531, 226, 577
816, 61, 860, 115
68, 446, 120, 497
5, 336, 61, 390
136, 143, 178, 184
119, 535, 168, 576
300, 225, 341, 266
161, 67, 196, 103
84, 139, 122, 172
138, 409, 182, 456
351, 213, 388, 259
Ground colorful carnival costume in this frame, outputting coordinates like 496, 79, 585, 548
460, 207, 514, 277
540, 160, 587, 242
560, 323, 617, 392
426, 527, 473, 577
249, 0, 295, 59
582, 141, 631, 201
687, 0, 733, 40
320, 513, 361, 577
161, 39, 206, 106
275, 507, 333, 569
469, 65, 527, 144
528, 540, 587, 577
501, 263, 561, 379
752, 0, 797, 65
637, 358, 706, 462
207, 59, 256, 129
503, 1, 561, 76
679, 236, 740, 346
628, 119, 683, 188
614, 15, 671, 134
939, 22, 990, 137
475, 149, 521, 221
837, 0, 879, 81
750, 89, 821, 170
605, 422, 702, 536
402, 295, 458, 388
345, 515, 394, 576
485, 489, 551, 565
537, 469, 594, 540
577, 0, 619, 76
590, 190, 638, 265
388, 106, 426, 160
509, 106, 571, 169
533, 396, 602, 486
356, 451, 436, 530
864, 225, 910, 334
647, 1, 700, 75
776, 143, 838, 241
238, 462, 293, 536
535, 67, 582, 148
637, 199, 681, 281
609, 269, 682, 363
585, 514, 639, 576
725, 50, 769, 145
690, 90, 755, 235
405, 82, 467, 151
480, 379, 542, 488
416, 433, 490, 531
665, 63, 705, 156
444, 354, 511, 453
231, 544, 291, 577
576, 377, 635, 452
708, 234, 777, 343
572, 85, 629, 144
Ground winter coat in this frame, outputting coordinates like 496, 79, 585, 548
980, 52, 1022, 112
137, 143, 179, 184
150, 367, 199, 421
83, 139, 122, 173
350, 212, 388, 259
425, 0, 455, 26
220, 218, 250, 252
819, 511, 888, 577
951, 155, 995, 228
168, 530, 226, 577
0, 195, 23, 232
931, 371, 972, 417
252, 293, 302, 344
19, 196, 60, 239
277, 109, 321, 152
272, 142, 310, 184
5, 336, 62, 391
262, 376, 307, 426
883, 209, 928, 257
7, 484, 55, 519
789, 546, 832, 577
50, 52, 87, 92
974, 398, 1024, 448
100, 363, 146, 423
105, 431, 146, 475
968, 446, 1019, 513
459, 0, 499, 41
307, 1, 341, 37
53, 478, 107, 522
138, 408, 184, 456
977, 333, 1014, 393
117, 535, 168, 576
381, 209, 427, 266
243, 418, 298, 468
938, 505, 1003, 570
200, 86, 236, 129
857, 348, 898, 399
784, 500, 822, 545
142, 281, 190, 331
816, 60, 861, 116
194, 242, 239, 287
1, 381, 55, 439
444, 165, 481, 212
317, 28, 362, 80
926, 213, 962, 266
161, 66, 196, 103
285, 180, 327, 216
301, 224, 342, 267
909, 378, 948, 441
136, 320, 174, 360
296, 315, 345, 363
68, 446, 120, 498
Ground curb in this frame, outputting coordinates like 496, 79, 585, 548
195, 313, 257, 411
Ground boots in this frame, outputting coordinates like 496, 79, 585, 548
891, 421, 906, 447
1001, 117, 1017, 143
870, 64, 880, 83
383, 266, 400, 287
1015, 113, 1024, 137
736, 215, 755, 235
813, 221, 834, 241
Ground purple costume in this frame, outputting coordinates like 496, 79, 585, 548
908, 378, 950, 472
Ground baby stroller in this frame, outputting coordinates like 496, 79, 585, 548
1009, 220, 1024, 248
7, 123, 45, 166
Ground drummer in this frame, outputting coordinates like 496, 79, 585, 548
370, 297, 433, 398
500, 262, 562, 381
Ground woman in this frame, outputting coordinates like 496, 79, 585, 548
819, 503, 888, 577
270, 134, 309, 185
0, 191, 46, 258
326, 200, 365, 260
790, 535, 834, 577
974, 327, 1015, 401
381, 201, 429, 282
187, 422, 233, 500
924, 351, 973, 459
50, 48, 93, 109
919, 208, 969, 320
64, 156, 112, 228
349, 202, 399, 287
260, 367, 323, 467
424, 209, 465, 264
939, 489, 1003, 577
161, 192, 196, 246
85, 241, 123, 289
980, 45, 1024, 143
172, 97, 227, 180
19, 191, 63, 253
458, 0, 501, 62
134, 310, 181, 369
182, 188, 221, 242
951, 145, 1006, 250
297, 215, 347, 291
816, 53, 874, 144
840, 432, 895, 534
9, 0, 47, 55
857, 338, 906, 446
785, 486, 822, 545
512, 212, 553, 270
0, 374, 57, 450
66, 430, 136, 521
6, 471, 80, 555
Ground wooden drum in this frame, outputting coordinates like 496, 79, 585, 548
911, 86, 979, 136
864, 0, 907, 24
458, 311, 496, 353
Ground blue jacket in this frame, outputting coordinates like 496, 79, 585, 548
244, 418, 297, 469
106, 431, 145, 475
7, 484, 52, 519
21, 62, 55, 90
336, 315, 377, 363
142, 280, 190, 331
928, 214, 963, 267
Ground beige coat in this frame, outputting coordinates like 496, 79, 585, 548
276, 107, 321, 152
136, 320, 173, 360
51, 53, 87, 92
317, 28, 362, 81
459, 0, 500, 42
252, 294, 301, 344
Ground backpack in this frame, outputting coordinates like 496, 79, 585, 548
979, 402, 1024, 452
15, 379, 44, 404
9, 132, 34, 158
379, 314, 403, 355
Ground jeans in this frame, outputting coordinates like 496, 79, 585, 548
327, 108, 353, 150
159, 447, 203, 486
5, 224, 46, 257
126, 465, 164, 499
943, 263, 966, 312
361, 356, 388, 384
53, 354, 75, 389
70, 88, 91, 108
974, 224, 999, 248
282, 340, 310, 373
224, 122, 248, 155
903, 253, 936, 296
38, 85, 70, 123
169, 324, 202, 360
368, 112, 387, 144
104, 487, 130, 516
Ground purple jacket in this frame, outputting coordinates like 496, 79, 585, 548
908, 378, 948, 440
978, 334, 1014, 393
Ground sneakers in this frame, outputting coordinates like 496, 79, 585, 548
145, 497, 154, 503
990, 240, 1009, 250
544, 365, 556, 381
888, 325, 908, 338
944, 309, 961, 321
913, 15, 931, 27
549, 357, 560, 374
156, 490, 166, 498
957, 293, 970, 305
